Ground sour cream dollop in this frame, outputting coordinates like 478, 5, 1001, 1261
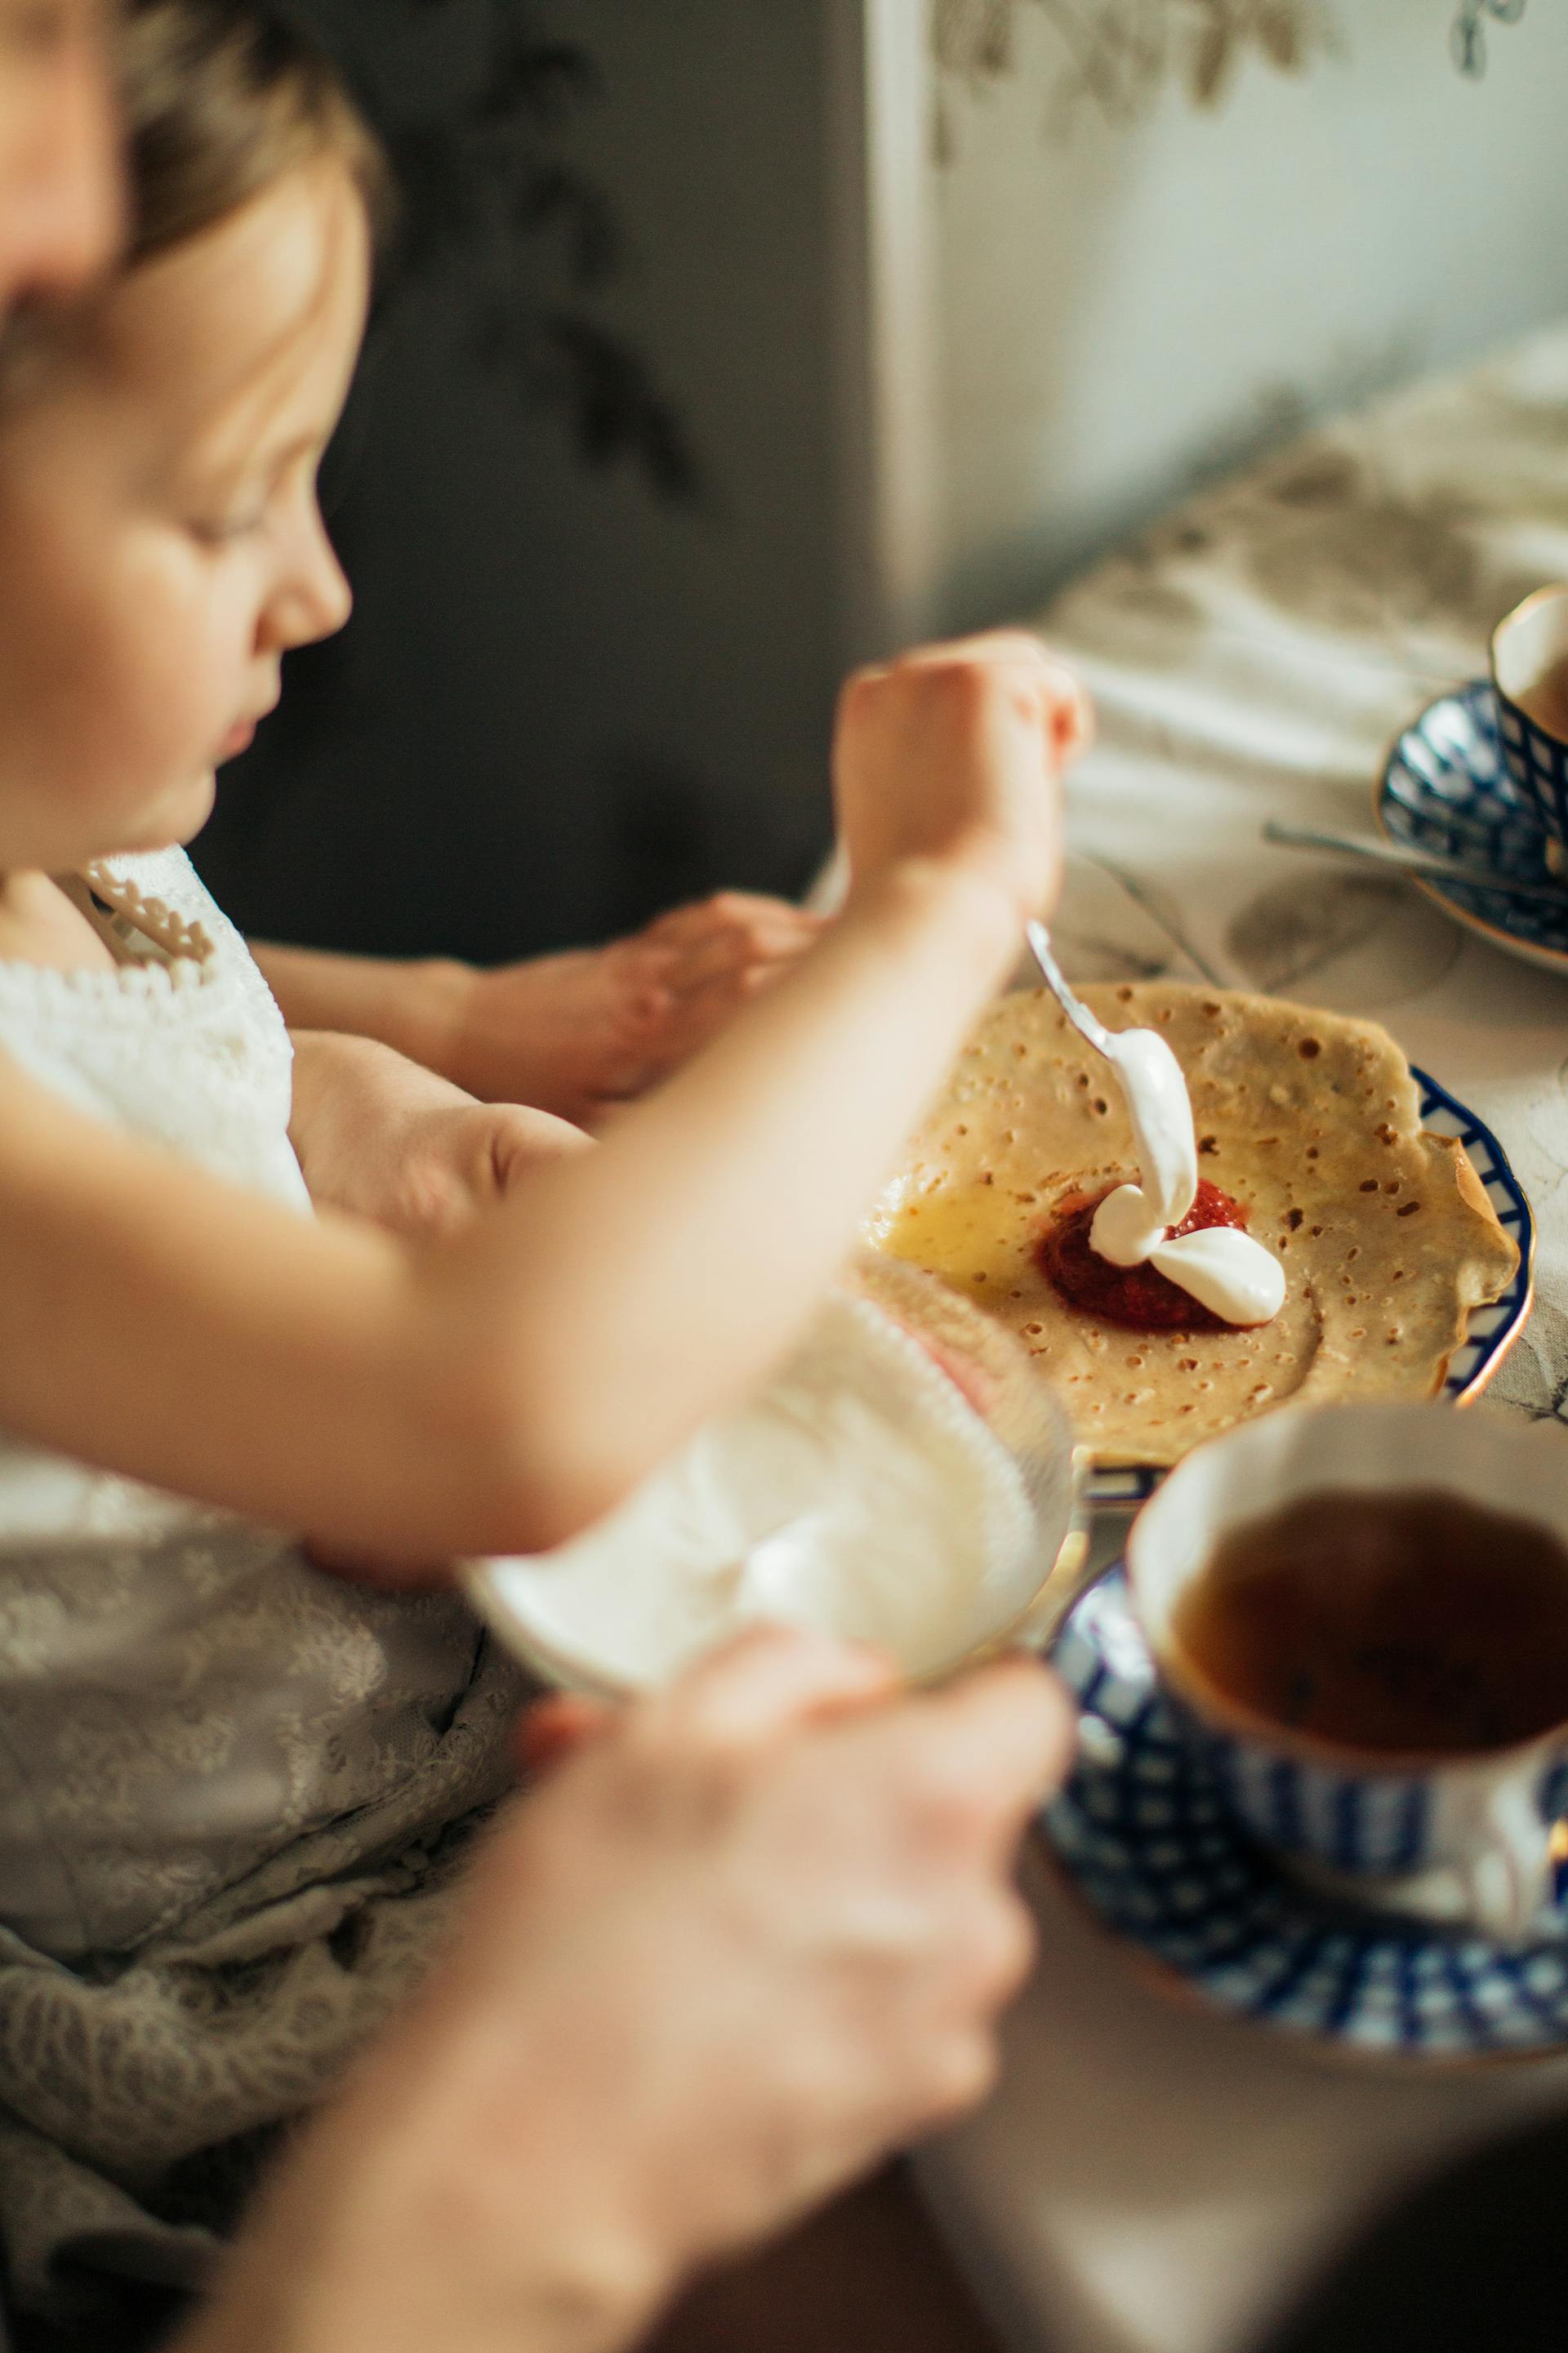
1087, 1027, 1285, 1327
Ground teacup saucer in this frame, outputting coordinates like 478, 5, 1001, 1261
1379, 680, 1568, 977
1040, 1571, 1568, 2064
1087, 1067, 1535, 1512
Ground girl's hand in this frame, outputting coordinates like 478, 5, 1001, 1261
833, 631, 1089, 928
436, 893, 825, 1127
288, 1036, 596, 1589
193, 1629, 1074, 2353
288, 1032, 590, 1241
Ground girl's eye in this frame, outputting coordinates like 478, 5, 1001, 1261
189, 508, 269, 549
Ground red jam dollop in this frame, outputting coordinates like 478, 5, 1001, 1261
1037, 1179, 1251, 1334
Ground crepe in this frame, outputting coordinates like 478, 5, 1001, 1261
862, 983, 1521, 1467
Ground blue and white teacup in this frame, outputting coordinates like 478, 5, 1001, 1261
1127, 1403, 1568, 1944
1492, 584, 1568, 849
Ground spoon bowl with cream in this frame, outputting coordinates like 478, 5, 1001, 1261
1026, 925, 1285, 1330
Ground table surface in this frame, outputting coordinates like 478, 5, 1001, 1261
917, 320, 1568, 2353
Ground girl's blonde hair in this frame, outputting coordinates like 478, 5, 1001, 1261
0, 3, 388, 401
119, 0, 391, 265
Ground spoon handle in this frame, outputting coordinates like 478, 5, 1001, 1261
1263, 821, 1568, 905
1025, 922, 1119, 1059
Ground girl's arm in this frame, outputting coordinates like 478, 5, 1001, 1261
287, 1028, 590, 1239
0, 637, 1078, 1562
253, 891, 823, 1126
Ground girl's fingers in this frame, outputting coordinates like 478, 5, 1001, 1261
606, 958, 807, 1096
1052, 676, 1094, 758
614, 929, 813, 1024
890, 627, 1054, 666
665, 956, 798, 1032
645, 892, 818, 946
736, 958, 800, 996
862, 633, 1091, 760
587, 931, 820, 1107
660, 922, 821, 994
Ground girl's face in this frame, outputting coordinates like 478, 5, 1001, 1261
0, 157, 369, 873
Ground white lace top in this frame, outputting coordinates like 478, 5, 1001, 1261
0, 849, 311, 1213
0, 851, 509, 1964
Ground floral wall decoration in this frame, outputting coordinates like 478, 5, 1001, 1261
932, 0, 1528, 150
1452, 0, 1529, 74
283, 0, 697, 500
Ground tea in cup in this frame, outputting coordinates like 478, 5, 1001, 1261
1491, 584, 1568, 848
1127, 1402, 1568, 1942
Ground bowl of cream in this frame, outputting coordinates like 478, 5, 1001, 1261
466, 1257, 1085, 1696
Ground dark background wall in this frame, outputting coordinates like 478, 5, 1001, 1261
194, 3, 844, 963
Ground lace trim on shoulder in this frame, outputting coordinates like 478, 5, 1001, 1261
0, 862, 220, 1005
81, 862, 216, 968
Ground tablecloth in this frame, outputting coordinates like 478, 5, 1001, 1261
917, 321, 1568, 2353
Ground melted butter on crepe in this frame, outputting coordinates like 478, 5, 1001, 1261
863, 983, 1520, 1468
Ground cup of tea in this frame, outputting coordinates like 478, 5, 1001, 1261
1126, 1402, 1568, 1943
1491, 584, 1568, 847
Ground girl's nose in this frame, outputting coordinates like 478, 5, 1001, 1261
0, 3, 123, 314
262, 512, 354, 653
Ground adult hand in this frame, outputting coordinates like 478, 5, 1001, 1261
833, 630, 1089, 929
438, 893, 825, 1126
178, 1629, 1075, 2353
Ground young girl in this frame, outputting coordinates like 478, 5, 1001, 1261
0, 0, 1083, 2320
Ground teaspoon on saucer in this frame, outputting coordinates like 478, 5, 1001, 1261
1263, 819, 1568, 902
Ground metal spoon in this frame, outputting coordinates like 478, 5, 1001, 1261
1263, 820, 1568, 903
1024, 921, 1120, 1058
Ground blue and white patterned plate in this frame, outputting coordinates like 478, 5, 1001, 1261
1086, 1069, 1535, 1511
1042, 1571, 1568, 2063
1379, 680, 1568, 977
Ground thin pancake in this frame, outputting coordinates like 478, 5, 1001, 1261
863, 984, 1519, 1467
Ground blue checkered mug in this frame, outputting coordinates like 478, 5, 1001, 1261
1492, 585, 1568, 849
1127, 1403, 1568, 1944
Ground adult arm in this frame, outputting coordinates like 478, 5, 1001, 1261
169, 1629, 1075, 2353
